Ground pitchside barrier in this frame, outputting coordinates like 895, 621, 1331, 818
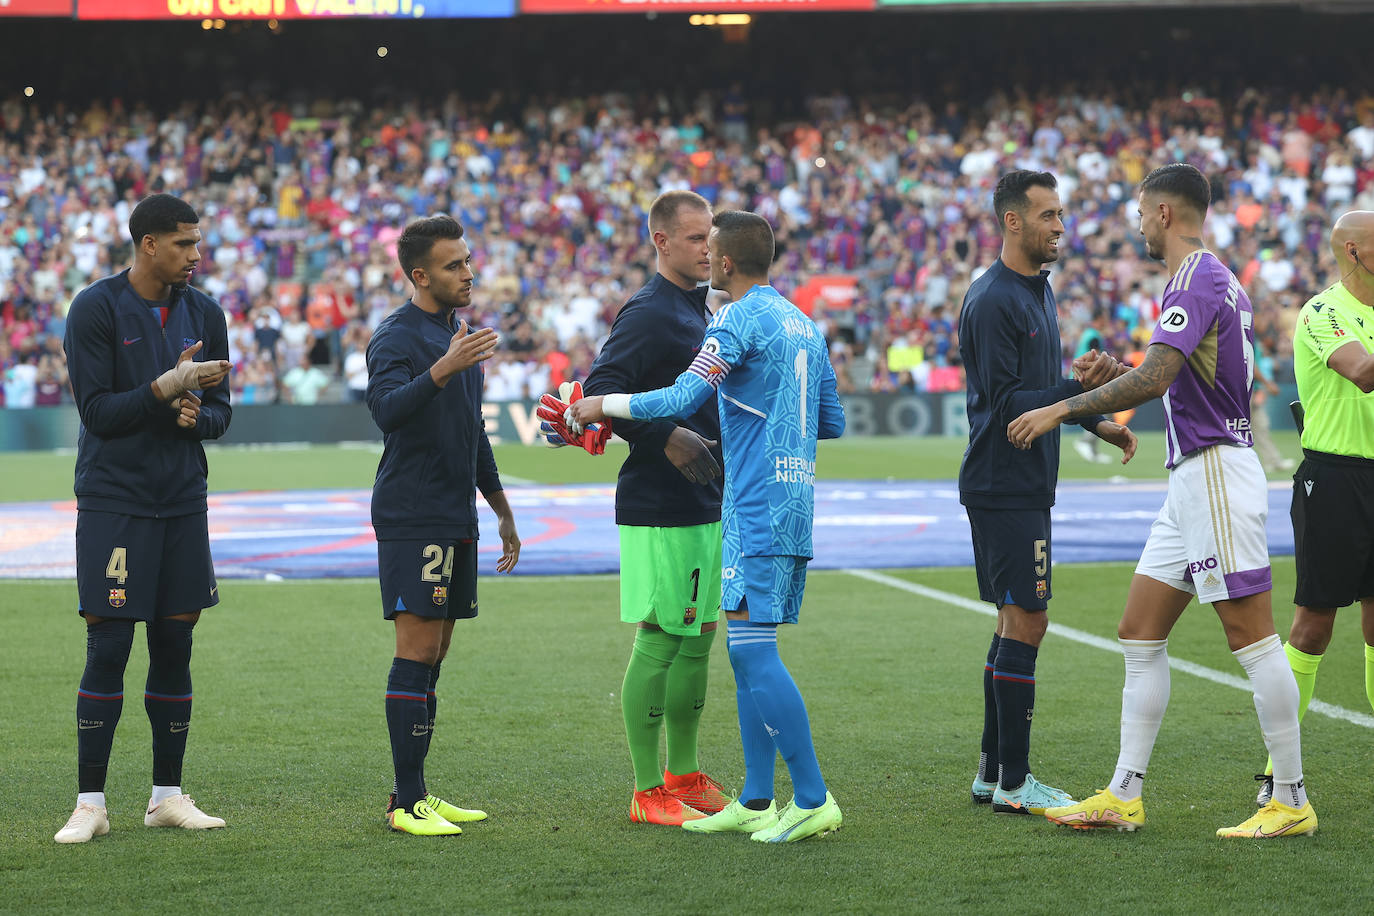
0, 387, 1298, 451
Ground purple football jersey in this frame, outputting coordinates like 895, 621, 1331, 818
1148, 250, 1256, 469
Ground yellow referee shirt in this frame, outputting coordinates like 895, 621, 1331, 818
1294, 281, 1374, 459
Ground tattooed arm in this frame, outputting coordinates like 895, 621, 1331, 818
1059, 343, 1185, 417
1007, 343, 1186, 449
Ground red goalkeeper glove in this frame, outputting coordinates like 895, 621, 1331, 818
537, 381, 612, 455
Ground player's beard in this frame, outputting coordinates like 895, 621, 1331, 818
1027, 235, 1058, 267
436, 292, 471, 313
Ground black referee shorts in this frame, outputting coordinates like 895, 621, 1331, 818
1291, 451, 1374, 609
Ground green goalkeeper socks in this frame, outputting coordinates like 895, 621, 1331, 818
665, 627, 716, 777
1265, 641, 1322, 776
622, 628, 681, 792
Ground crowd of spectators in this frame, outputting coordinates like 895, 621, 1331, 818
3, 82, 1373, 409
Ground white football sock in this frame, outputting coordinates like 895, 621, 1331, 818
77, 791, 106, 809
1109, 768, 1145, 802
1114, 638, 1170, 799
1234, 634, 1307, 807
150, 785, 181, 807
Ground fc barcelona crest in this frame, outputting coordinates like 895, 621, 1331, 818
683, 606, 697, 626
108, 589, 127, 608
432, 586, 448, 606
1035, 580, 1048, 599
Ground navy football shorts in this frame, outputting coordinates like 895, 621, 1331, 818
967, 507, 1052, 611
75, 510, 219, 621
378, 537, 478, 621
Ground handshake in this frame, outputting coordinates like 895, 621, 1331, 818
537, 381, 613, 456
1072, 348, 1132, 389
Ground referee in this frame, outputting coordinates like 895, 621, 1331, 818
1258, 210, 1374, 805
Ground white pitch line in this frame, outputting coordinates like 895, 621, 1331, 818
843, 567, 1374, 730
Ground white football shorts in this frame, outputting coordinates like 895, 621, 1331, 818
1136, 443, 1272, 603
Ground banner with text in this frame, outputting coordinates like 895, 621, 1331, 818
76, 0, 513, 19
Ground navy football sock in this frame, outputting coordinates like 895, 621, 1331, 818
390, 661, 442, 796
145, 618, 195, 788
386, 658, 433, 812
393, 661, 443, 800
423, 661, 441, 796
77, 619, 135, 794
979, 633, 1001, 783
993, 637, 1038, 791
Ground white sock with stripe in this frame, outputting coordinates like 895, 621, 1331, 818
1113, 638, 1170, 801
1234, 634, 1307, 808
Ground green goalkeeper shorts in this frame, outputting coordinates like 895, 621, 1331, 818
618, 522, 722, 637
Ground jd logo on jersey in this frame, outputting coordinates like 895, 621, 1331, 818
108, 589, 126, 608
1158, 306, 1189, 332
432, 586, 448, 605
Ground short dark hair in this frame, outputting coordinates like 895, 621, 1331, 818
711, 210, 774, 277
648, 190, 711, 235
129, 194, 198, 244
397, 214, 466, 279
992, 170, 1057, 229
1139, 163, 1211, 219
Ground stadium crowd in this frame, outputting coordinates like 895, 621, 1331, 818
2, 84, 1373, 408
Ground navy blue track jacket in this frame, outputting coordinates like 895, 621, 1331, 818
584, 273, 723, 528
63, 269, 232, 518
366, 301, 501, 541
957, 259, 1103, 510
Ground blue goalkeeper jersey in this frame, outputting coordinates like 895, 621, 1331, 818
626, 284, 845, 559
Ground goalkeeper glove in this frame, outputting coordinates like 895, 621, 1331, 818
537, 381, 612, 455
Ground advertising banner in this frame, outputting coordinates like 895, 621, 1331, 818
0, 0, 73, 15
77, 0, 514, 19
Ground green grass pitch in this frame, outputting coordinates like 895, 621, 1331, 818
5, 434, 1371, 914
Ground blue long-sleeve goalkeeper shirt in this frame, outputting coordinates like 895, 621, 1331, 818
610, 284, 844, 559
